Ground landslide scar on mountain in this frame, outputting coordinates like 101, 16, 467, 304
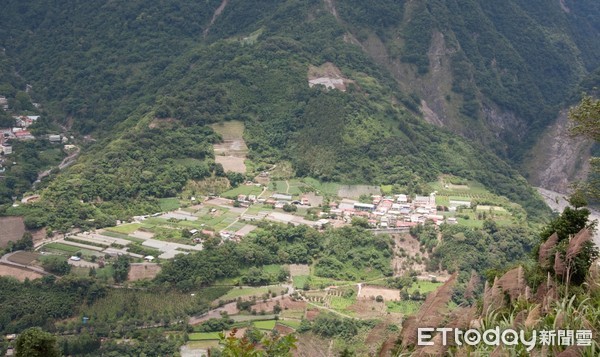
204, 0, 229, 37
307, 62, 353, 91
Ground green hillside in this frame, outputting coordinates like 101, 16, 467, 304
3, 0, 598, 228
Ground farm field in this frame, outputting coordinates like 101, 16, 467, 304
7, 251, 39, 265
220, 286, 279, 301
407, 281, 443, 294
128, 263, 162, 281
0, 216, 25, 248
189, 332, 221, 341
301, 178, 340, 196
278, 320, 302, 329
221, 185, 264, 199
292, 275, 309, 289
211, 121, 248, 174
159, 198, 181, 211
252, 320, 276, 330
0, 264, 43, 281
42, 242, 84, 253
106, 223, 142, 234
230, 314, 278, 323
386, 300, 421, 314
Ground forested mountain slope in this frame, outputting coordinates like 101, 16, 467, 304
2, 0, 598, 227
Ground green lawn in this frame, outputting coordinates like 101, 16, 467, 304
189, 332, 221, 341
159, 198, 181, 211
252, 320, 276, 330
106, 223, 142, 234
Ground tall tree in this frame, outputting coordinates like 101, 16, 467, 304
15, 327, 60, 357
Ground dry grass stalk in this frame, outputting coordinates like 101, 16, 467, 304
566, 228, 591, 261
554, 251, 566, 277
464, 270, 480, 300
539, 232, 558, 268
524, 304, 541, 328
401, 274, 457, 348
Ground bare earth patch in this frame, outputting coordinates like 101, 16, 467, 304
128, 263, 162, 281
358, 285, 401, 301
0, 216, 25, 248
251, 297, 306, 313
392, 233, 429, 275
337, 185, 380, 199
305, 309, 320, 321
215, 156, 246, 173
7, 251, 39, 265
289, 264, 310, 276
0, 264, 43, 281
210, 121, 248, 174
307, 62, 354, 91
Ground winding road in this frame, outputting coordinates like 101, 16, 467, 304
0, 251, 48, 275
36, 146, 80, 183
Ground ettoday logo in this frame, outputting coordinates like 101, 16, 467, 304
417, 328, 593, 352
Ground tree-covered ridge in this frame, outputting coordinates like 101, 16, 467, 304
0, 0, 558, 225
336, 0, 600, 160
157, 224, 394, 290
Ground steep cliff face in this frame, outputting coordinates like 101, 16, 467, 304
524, 110, 593, 194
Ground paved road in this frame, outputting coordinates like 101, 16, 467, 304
0, 251, 48, 275
37, 146, 80, 182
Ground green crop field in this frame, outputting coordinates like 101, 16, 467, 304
42, 242, 81, 253
221, 185, 263, 199
386, 300, 422, 315
159, 198, 181, 211
220, 286, 276, 301
329, 296, 355, 311
100, 231, 131, 239
408, 281, 443, 294
185, 341, 220, 349
189, 332, 221, 341
301, 178, 340, 196
292, 275, 309, 289
278, 320, 302, 329
253, 320, 276, 330
106, 223, 142, 234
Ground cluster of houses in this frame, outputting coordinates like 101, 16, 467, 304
327, 193, 471, 228
0, 115, 69, 158
233, 188, 472, 230
235, 192, 311, 209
